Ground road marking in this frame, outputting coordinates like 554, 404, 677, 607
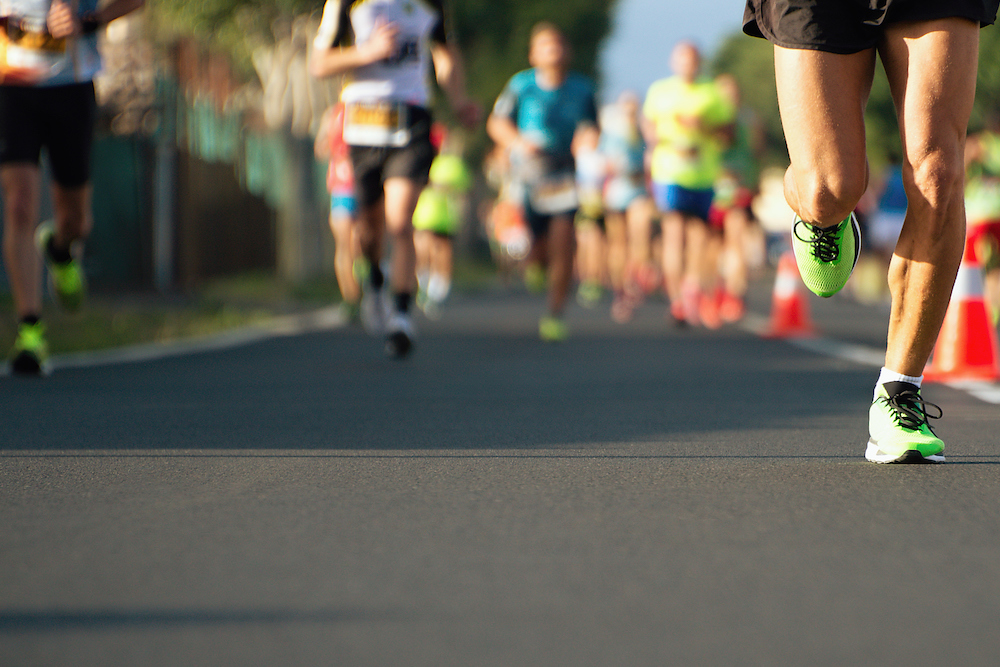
0, 306, 345, 376
741, 314, 1000, 404
6, 304, 998, 405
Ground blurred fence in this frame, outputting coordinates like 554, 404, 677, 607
0, 11, 341, 295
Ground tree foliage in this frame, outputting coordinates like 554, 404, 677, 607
146, 0, 613, 107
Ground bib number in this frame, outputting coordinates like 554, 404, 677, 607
343, 102, 411, 147
529, 172, 578, 214
1, 15, 67, 83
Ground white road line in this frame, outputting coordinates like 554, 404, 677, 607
6, 303, 998, 405
741, 314, 1000, 404
1, 306, 345, 376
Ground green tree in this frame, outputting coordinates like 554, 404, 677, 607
147, 0, 614, 157
147, 0, 612, 111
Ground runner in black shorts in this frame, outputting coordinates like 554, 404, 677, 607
743, 0, 998, 462
2, 0, 145, 376
349, 105, 436, 209
311, 0, 479, 359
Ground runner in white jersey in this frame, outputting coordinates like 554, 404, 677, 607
311, 0, 478, 359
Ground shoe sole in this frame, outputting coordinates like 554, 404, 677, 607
865, 439, 945, 464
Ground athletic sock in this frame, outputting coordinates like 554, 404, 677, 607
369, 265, 385, 290
875, 366, 923, 399
46, 236, 73, 264
394, 292, 412, 315
427, 273, 450, 303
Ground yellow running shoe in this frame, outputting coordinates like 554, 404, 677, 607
791, 213, 861, 298
865, 382, 945, 464
539, 315, 568, 342
9, 321, 49, 376
36, 221, 86, 312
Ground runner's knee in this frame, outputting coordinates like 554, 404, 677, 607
906, 150, 965, 215
787, 168, 866, 224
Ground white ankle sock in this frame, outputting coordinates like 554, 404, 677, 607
874, 366, 923, 399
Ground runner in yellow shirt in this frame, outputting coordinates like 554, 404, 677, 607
643, 41, 734, 327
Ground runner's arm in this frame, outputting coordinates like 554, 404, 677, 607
48, 0, 144, 39
430, 43, 479, 128
310, 20, 399, 79
487, 83, 539, 155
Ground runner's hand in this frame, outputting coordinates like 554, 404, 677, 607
363, 19, 399, 63
47, 0, 81, 39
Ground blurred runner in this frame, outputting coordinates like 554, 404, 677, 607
487, 22, 598, 342
482, 146, 532, 282
2, 0, 145, 376
965, 114, 1000, 326
600, 91, 654, 323
311, 0, 479, 358
572, 122, 607, 309
315, 101, 363, 324
413, 124, 471, 318
643, 41, 735, 327
707, 73, 763, 324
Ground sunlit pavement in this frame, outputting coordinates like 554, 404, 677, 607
2, 280, 999, 666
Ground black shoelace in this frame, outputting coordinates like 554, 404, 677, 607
793, 220, 841, 262
880, 390, 943, 432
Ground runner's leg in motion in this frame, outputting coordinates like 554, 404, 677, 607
878, 18, 980, 376
774, 46, 875, 227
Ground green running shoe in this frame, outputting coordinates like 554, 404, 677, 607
36, 221, 86, 312
791, 213, 861, 298
539, 315, 568, 342
866, 382, 945, 463
9, 321, 49, 376
524, 263, 547, 294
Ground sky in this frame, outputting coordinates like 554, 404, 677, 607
598, 0, 747, 103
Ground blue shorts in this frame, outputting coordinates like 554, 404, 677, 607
652, 182, 714, 222
331, 192, 356, 218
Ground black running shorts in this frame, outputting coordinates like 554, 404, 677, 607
349, 105, 436, 208
0, 82, 97, 188
744, 0, 1000, 54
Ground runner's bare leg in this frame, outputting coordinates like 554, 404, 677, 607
383, 176, 422, 296
879, 18, 980, 376
774, 46, 875, 228
1, 165, 42, 319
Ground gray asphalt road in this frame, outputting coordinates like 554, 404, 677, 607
2, 283, 999, 666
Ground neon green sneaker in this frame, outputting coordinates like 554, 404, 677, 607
576, 280, 603, 308
9, 321, 49, 376
539, 315, 568, 342
865, 382, 945, 463
524, 263, 547, 294
791, 213, 861, 298
352, 257, 371, 284
36, 221, 86, 312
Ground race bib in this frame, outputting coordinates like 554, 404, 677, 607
342, 101, 411, 147
0, 15, 67, 84
529, 172, 578, 215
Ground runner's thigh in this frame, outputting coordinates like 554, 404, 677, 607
774, 46, 875, 200
878, 19, 980, 182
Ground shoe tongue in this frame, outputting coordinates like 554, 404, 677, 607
882, 381, 920, 399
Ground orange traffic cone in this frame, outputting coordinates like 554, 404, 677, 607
765, 251, 816, 338
924, 236, 1000, 382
